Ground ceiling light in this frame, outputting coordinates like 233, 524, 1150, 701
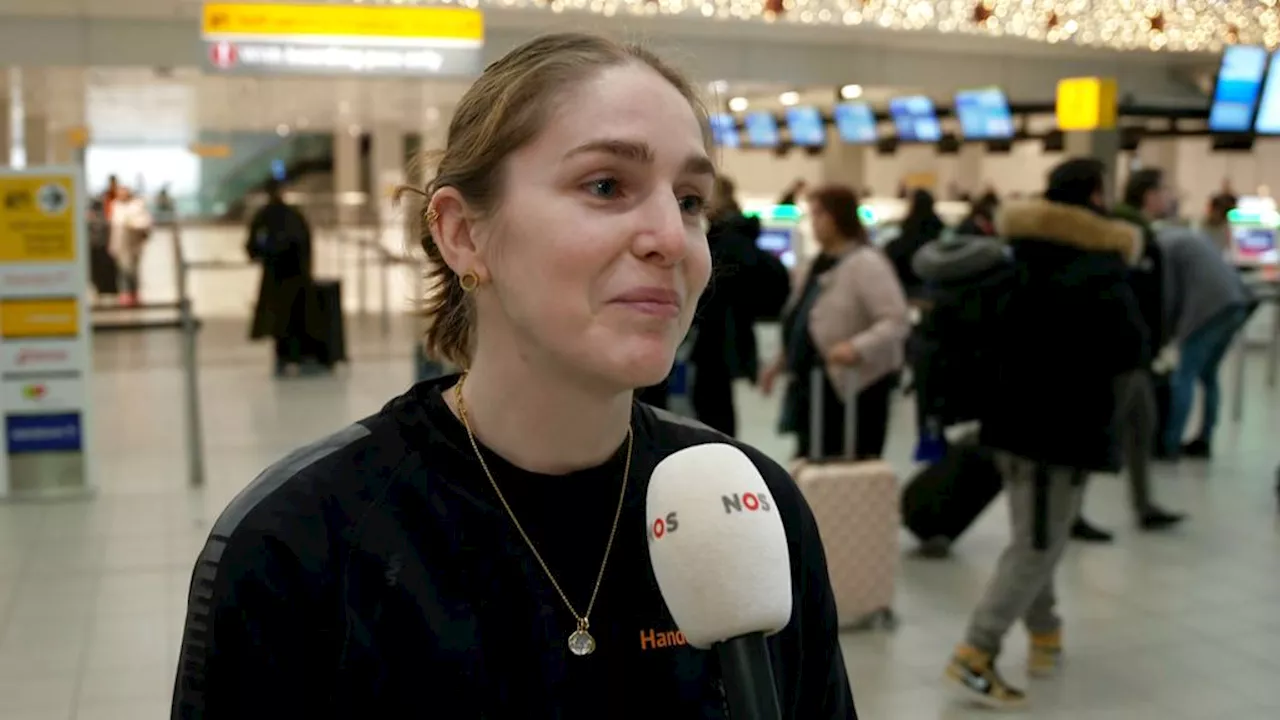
728, 96, 749, 112
779, 91, 800, 106
275, 124, 291, 137
840, 84, 864, 100
709, 80, 730, 95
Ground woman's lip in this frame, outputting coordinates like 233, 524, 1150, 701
613, 300, 681, 318
610, 287, 682, 318
613, 287, 681, 306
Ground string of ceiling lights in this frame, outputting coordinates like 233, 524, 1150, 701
461, 0, 1280, 53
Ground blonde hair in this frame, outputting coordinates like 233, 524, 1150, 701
399, 33, 710, 368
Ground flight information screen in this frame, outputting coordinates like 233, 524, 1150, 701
1209, 45, 1268, 132
889, 95, 941, 142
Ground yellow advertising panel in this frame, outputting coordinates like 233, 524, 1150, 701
0, 174, 76, 263
201, 3, 484, 43
1056, 77, 1118, 132
0, 298, 79, 339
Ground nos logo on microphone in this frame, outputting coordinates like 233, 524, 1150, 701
647, 512, 679, 543
648, 492, 773, 543
722, 491, 773, 514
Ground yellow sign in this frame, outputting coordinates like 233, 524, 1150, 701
1, 298, 79, 338
1056, 77, 1118, 132
66, 127, 89, 149
189, 143, 233, 158
201, 3, 484, 43
0, 174, 76, 263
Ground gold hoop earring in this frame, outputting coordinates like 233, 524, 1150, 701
425, 207, 439, 228
459, 271, 479, 293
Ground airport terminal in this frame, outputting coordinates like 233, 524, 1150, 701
1, 1, 1279, 718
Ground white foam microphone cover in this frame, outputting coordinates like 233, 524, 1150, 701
646, 443, 793, 649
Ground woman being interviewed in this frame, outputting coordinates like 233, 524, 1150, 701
171, 33, 854, 719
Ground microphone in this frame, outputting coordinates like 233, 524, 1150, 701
646, 443, 793, 720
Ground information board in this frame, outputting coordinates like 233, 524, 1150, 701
0, 168, 92, 499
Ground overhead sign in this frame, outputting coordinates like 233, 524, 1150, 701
1056, 77, 1118, 132
200, 2, 485, 77
0, 167, 91, 500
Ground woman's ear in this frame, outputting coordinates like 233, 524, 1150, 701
428, 187, 490, 283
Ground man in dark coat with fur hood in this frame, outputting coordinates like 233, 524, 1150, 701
946, 158, 1149, 710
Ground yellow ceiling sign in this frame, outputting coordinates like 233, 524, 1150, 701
201, 3, 484, 43
1056, 77, 1118, 132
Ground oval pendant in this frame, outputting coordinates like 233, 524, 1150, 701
567, 629, 596, 657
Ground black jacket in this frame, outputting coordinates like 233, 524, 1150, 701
693, 213, 787, 382
1112, 203, 1166, 356
979, 200, 1149, 473
172, 376, 855, 719
246, 200, 315, 340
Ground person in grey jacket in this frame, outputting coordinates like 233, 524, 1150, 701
1157, 226, 1253, 459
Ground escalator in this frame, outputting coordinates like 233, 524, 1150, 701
209, 133, 337, 221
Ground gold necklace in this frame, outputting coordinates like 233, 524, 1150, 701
453, 373, 633, 657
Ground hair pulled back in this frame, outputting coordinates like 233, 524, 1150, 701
807, 184, 867, 243
402, 33, 710, 368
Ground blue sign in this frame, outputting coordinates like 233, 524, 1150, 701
709, 113, 740, 148
1209, 45, 1268, 133
7, 413, 82, 453
833, 102, 877, 144
955, 87, 1014, 140
744, 112, 780, 147
889, 95, 942, 142
784, 106, 825, 146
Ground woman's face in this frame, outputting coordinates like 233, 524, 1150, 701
808, 203, 836, 245
472, 63, 714, 390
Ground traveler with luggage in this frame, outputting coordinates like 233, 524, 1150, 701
246, 179, 323, 377
760, 184, 910, 461
901, 233, 1015, 557
108, 187, 153, 307
945, 159, 1150, 709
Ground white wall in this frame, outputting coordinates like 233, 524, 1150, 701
716, 138, 1280, 220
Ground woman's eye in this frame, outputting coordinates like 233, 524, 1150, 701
678, 194, 706, 216
585, 178, 621, 198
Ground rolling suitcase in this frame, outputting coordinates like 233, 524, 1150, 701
901, 442, 1003, 556
792, 367, 898, 630
309, 279, 348, 367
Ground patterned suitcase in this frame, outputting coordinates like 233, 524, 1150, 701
792, 367, 899, 630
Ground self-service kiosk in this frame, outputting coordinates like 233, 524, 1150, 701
742, 202, 803, 268
1228, 197, 1279, 267
1228, 197, 1280, 350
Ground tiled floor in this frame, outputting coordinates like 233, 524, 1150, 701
1, 225, 1278, 719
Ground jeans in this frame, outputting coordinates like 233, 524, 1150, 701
1165, 306, 1248, 455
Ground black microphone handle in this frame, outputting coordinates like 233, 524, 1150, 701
715, 632, 783, 720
